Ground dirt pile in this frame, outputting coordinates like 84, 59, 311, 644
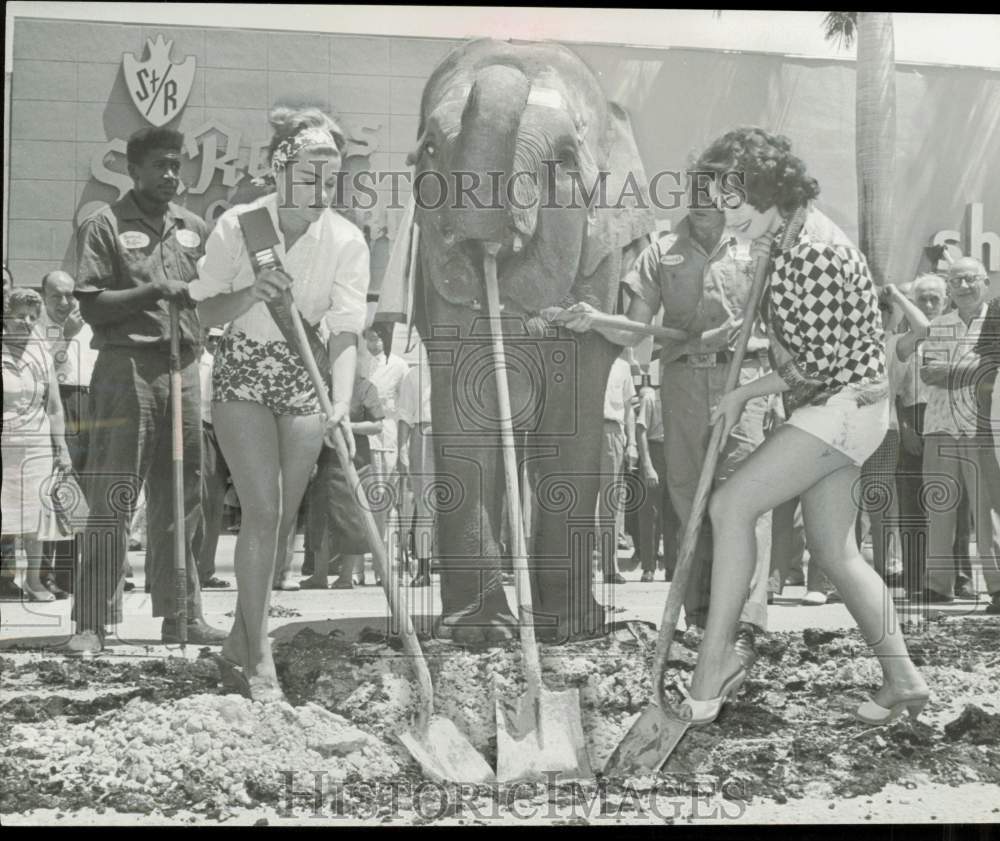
2, 616, 998, 819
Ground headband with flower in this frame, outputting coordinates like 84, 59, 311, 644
252, 125, 343, 187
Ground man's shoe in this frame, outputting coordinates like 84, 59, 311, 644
801, 590, 828, 606
66, 629, 104, 656
640, 570, 655, 583
123, 580, 136, 592
984, 593, 1000, 615
200, 576, 231, 589
42, 577, 69, 600
410, 573, 432, 587
916, 588, 954, 604
161, 618, 228, 645
734, 622, 759, 670
0, 579, 23, 600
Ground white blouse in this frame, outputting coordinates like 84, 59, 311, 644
189, 193, 370, 342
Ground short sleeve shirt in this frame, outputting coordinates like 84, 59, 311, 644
923, 306, 987, 437
624, 216, 757, 365
636, 388, 663, 442
398, 363, 432, 427
603, 357, 636, 430
75, 191, 208, 350
368, 352, 410, 419
189, 193, 369, 341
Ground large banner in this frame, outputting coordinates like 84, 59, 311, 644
575, 43, 1000, 283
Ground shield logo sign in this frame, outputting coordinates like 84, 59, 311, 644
122, 36, 196, 127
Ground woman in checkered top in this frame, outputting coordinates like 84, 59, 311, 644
682, 128, 928, 726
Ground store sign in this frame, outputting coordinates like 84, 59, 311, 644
931, 203, 999, 272
123, 36, 196, 127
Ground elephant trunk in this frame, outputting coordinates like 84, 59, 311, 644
451, 65, 531, 243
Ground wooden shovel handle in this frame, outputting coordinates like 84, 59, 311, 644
650, 208, 807, 707
483, 247, 544, 697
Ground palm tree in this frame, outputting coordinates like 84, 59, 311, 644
823, 12, 896, 287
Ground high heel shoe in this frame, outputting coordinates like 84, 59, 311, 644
855, 693, 929, 725
679, 667, 747, 725
24, 583, 56, 602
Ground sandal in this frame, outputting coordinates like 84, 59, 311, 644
679, 666, 747, 726
855, 691, 929, 725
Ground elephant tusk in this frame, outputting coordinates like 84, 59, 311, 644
513, 234, 524, 253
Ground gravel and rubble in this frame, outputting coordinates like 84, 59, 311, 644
1, 615, 998, 822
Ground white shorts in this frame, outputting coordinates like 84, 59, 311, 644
784, 384, 890, 466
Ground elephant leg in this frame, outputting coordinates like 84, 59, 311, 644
528, 329, 617, 643
423, 303, 517, 646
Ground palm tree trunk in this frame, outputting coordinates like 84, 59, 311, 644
855, 12, 896, 287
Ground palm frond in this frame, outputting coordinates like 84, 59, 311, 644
823, 12, 858, 50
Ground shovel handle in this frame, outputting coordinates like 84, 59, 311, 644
649, 207, 807, 708
281, 292, 435, 727
169, 303, 187, 643
545, 308, 690, 343
483, 246, 543, 696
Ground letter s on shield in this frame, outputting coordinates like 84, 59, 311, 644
123, 36, 196, 128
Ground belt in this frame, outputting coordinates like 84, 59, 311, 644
673, 350, 767, 367
59, 384, 90, 393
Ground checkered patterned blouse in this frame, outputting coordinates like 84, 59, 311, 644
765, 209, 887, 412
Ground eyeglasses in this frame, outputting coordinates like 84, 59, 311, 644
947, 274, 986, 288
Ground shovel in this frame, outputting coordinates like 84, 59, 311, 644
168, 302, 188, 647
602, 207, 808, 777
280, 292, 495, 785
483, 243, 593, 784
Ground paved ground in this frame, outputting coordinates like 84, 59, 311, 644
1, 534, 995, 651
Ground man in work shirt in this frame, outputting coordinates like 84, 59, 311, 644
567, 201, 773, 665
67, 127, 226, 654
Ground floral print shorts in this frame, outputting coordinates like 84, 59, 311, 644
213, 330, 320, 416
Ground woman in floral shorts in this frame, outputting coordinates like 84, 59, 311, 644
190, 105, 369, 701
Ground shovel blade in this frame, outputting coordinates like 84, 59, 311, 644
495, 687, 594, 784
601, 704, 692, 778
398, 715, 496, 784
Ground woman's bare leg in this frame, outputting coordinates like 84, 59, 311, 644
690, 426, 859, 699
802, 467, 927, 705
212, 402, 281, 678
275, 413, 324, 572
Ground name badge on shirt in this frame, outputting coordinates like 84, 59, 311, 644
662, 254, 684, 266
119, 231, 150, 249
175, 229, 201, 248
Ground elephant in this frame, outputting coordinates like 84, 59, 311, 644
408, 38, 656, 645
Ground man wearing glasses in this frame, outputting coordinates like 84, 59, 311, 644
919, 257, 1000, 613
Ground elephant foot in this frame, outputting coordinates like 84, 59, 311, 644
532, 599, 610, 646
433, 608, 519, 648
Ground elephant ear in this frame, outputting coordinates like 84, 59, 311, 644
577, 102, 656, 282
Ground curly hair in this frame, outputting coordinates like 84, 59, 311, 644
267, 105, 346, 162
696, 127, 819, 213
6, 287, 43, 315
126, 127, 184, 165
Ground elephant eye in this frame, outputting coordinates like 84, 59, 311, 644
555, 147, 578, 168
424, 142, 437, 159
